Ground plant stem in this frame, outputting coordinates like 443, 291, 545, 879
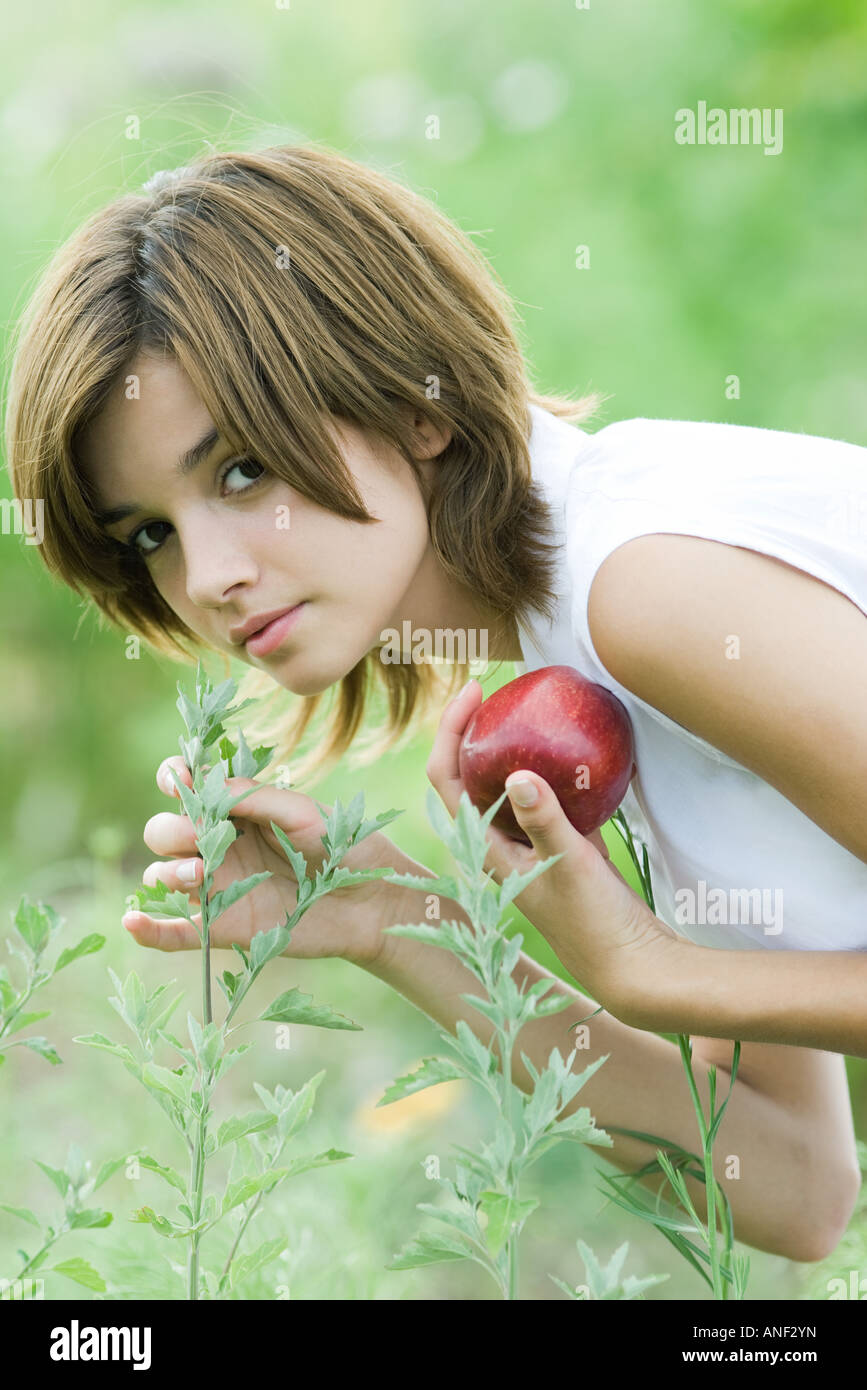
199, 861, 214, 1025
499, 1023, 520, 1300
611, 807, 741, 1299
676, 1036, 723, 1298
187, 1074, 212, 1300
218, 1124, 293, 1295
506, 1234, 519, 1300
18, 1229, 60, 1277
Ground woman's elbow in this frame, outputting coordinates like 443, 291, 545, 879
783, 1161, 862, 1264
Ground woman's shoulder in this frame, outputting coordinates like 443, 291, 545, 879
579, 415, 867, 483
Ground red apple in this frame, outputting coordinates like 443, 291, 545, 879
458, 665, 635, 845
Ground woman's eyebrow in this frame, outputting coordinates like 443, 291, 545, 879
95, 425, 222, 526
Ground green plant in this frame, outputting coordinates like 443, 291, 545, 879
0, 1142, 121, 1296
75, 662, 402, 1299
599, 809, 751, 1300
379, 786, 664, 1299
0, 898, 104, 1067
550, 1238, 669, 1300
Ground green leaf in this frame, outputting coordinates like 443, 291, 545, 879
200, 761, 232, 814
209, 872, 272, 922
172, 775, 205, 827
73, 1033, 138, 1065
1, 1010, 51, 1036
593, 1173, 714, 1287
14, 1036, 61, 1066
249, 923, 292, 976
387, 1230, 470, 1270
377, 1056, 469, 1107
568, 1236, 671, 1301
54, 934, 105, 973
13, 898, 61, 957
478, 1191, 540, 1258
33, 1159, 70, 1197
69, 1208, 113, 1230
227, 1236, 287, 1290
270, 1071, 325, 1143
523, 982, 573, 1019
549, 1274, 587, 1299
136, 1154, 188, 1193
226, 727, 260, 779
221, 1169, 293, 1217
450, 1019, 498, 1081
459, 993, 502, 1026
550, 1106, 613, 1147
279, 1149, 351, 1181
130, 1206, 192, 1239
259, 988, 362, 1032
314, 865, 394, 896
0, 966, 15, 1010
215, 1112, 278, 1151
381, 921, 463, 951
186, 1017, 223, 1071
196, 821, 237, 872
141, 1062, 192, 1107
127, 879, 196, 923
0, 1204, 40, 1228
269, 824, 309, 887
381, 869, 460, 902
50, 1257, 106, 1292
217, 969, 240, 1004
64, 1142, 87, 1187
498, 855, 563, 910
415, 1201, 483, 1248
215, 1043, 253, 1081
92, 1156, 128, 1190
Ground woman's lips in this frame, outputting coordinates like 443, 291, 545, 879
245, 603, 307, 656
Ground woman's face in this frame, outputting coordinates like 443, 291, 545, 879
78, 351, 452, 695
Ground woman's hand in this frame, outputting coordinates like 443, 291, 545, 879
425, 678, 678, 1013
122, 757, 414, 966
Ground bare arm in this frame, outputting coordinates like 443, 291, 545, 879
622, 937, 867, 1058
360, 874, 859, 1264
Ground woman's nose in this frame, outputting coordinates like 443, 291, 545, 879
181, 527, 259, 608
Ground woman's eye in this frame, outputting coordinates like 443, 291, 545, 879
222, 457, 267, 493
125, 457, 267, 557
127, 520, 171, 557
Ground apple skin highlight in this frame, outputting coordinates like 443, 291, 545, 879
458, 665, 635, 845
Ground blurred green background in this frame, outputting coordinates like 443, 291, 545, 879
1, 0, 866, 1300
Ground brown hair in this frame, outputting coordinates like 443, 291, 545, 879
4, 140, 604, 785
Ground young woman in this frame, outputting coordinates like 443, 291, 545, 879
6, 142, 865, 1268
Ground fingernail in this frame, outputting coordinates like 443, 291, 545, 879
158, 767, 173, 794
177, 859, 200, 883
457, 678, 476, 698
506, 777, 538, 807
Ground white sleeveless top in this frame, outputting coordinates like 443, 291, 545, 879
516, 403, 867, 952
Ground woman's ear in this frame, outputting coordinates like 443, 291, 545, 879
402, 406, 452, 461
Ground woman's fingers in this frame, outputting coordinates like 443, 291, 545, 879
425, 678, 483, 817
142, 856, 203, 897
223, 779, 328, 841
122, 909, 202, 952
144, 810, 200, 857
156, 756, 194, 798
426, 679, 541, 884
